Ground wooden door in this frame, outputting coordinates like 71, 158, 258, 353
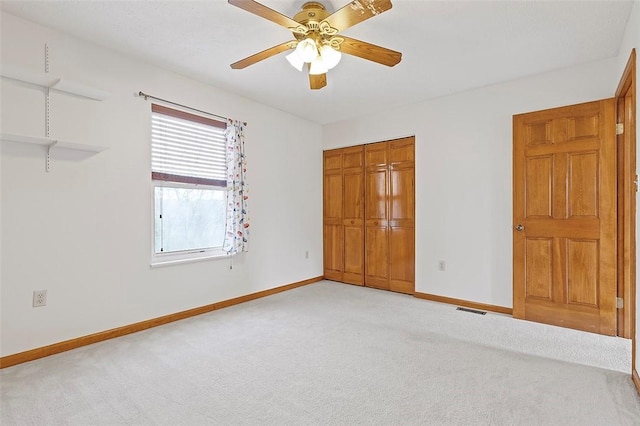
323, 149, 343, 281
365, 142, 390, 290
342, 146, 365, 285
389, 138, 415, 294
513, 99, 617, 335
364, 138, 415, 294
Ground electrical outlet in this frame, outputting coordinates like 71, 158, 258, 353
33, 290, 47, 307
438, 261, 446, 272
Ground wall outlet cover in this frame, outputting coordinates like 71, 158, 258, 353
33, 290, 47, 307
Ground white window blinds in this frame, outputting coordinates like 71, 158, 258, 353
151, 104, 226, 186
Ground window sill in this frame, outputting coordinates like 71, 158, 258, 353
150, 251, 229, 268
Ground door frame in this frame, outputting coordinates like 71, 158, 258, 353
615, 49, 637, 355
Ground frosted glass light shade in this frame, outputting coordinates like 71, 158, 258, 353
320, 45, 342, 70
286, 51, 305, 71
295, 38, 318, 63
309, 56, 328, 75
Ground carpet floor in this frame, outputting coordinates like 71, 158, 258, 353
1, 280, 639, 425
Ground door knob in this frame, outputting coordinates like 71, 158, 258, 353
515, 224, 524, 231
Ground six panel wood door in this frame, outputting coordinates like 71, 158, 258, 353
513, 99, 617, 335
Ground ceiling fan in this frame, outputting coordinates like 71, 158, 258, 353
228, 0, 402, 90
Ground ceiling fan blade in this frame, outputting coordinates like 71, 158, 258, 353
339, 36, 401, 67
323, 0, 393, 32
309, 73, 327, 90
228, 0, 302, 30
231, 41, 296, 69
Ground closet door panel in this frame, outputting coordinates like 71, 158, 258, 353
365, 142, 390, 288
390, 226, 414, 294
323, 149, 343, 281
389, 137, 415, 293
390, 167, 414, 222
324, 224, 343, 281
343, 226, 364, 284
324, 173, 342, 220
365, 141, 389, 167
365, 169, 388, 221
390, 137, 415, 163
365, 226, 389, 289
343, 146, 364, 169
343, 170, 364, 219
343, 146, 364, 285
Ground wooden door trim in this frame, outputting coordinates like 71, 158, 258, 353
616, 49, 636, 96
615, 49, 636, 371
615, 49, 636, 339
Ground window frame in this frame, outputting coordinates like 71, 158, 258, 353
149, 103, 228, 267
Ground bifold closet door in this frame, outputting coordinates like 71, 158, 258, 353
365, 142, 391, 290
324, 138, 414, 294
342, 146, 365, 285
388, 138, 415, 294
323, 149, 343, 281
323, 146, 365, 284
364, 138, 415, 293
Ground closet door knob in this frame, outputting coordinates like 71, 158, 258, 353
515, 224, 524, 231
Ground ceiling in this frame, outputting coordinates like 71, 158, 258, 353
1, 0, 634, 125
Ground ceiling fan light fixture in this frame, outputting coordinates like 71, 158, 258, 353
286, 51, 305, 71
228, 0, 401, 90
309, 55, 328, 75
319, 44, 342, 70
295, 38, 318, 63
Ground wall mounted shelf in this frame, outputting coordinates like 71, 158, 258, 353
2, 52, 110, 171
1, 65, 110, 100
1, 132, 108, 167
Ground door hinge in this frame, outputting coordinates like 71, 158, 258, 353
616, 123, 624, 135
617, 297, 624, 309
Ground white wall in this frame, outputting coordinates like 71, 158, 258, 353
617, 0, 640, 377
324, 56, 621, 309
0, 12, 323, 357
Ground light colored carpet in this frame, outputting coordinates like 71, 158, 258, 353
1, 280, 639, 425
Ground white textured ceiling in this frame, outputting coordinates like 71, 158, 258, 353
1, 0, 634, 124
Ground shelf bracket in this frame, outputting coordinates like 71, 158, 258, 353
46, 141, 58, 173
45, 43, 52, 173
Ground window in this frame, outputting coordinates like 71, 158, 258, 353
151, 104, 227, 263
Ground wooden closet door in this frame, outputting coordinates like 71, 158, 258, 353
323, 149, 343, 281
365, 142, 390, 290
389, 137, 415, 294
342, 146, 365, 285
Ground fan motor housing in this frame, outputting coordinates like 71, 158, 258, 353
294, 2, 330, 26
292, 2, 332, 43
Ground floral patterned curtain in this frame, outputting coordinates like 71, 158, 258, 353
223, 119, 249, 255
